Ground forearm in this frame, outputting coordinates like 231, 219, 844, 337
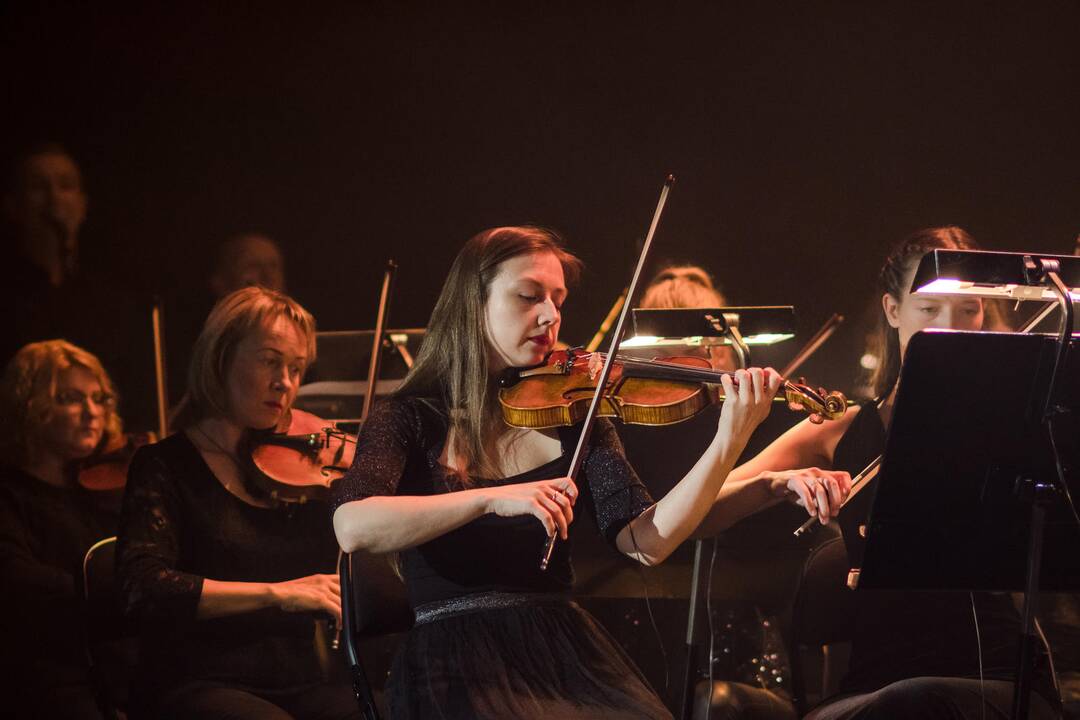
617, 433, 743, 565
197, 579, 278, 619
696, 472, 783, 535
333, 490, 489, 554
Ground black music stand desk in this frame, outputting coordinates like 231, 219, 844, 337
857, 329, 1079, 718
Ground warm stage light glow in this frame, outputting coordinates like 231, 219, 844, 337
623, 332, 795, 348
915, 278, 1080, 301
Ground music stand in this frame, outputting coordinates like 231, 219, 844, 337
856, 329, 1080, 719
294, 329, 425, 423
625, 307, 797, 720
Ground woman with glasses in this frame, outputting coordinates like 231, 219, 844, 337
0, 339, 125, 719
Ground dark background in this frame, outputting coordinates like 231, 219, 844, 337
5, 1, 1079, 405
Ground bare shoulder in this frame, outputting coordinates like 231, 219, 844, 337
784, 404, 861, 467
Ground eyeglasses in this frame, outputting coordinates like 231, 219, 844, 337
54, 390, 116, 409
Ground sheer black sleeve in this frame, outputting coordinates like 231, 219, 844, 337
580, 418, 655, 546
331, 398, 426, 513
116, 444, 203, 624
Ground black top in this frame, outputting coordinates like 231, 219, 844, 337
0, 465, 117, 684
330, 397, 655, 608
832, 402, 1030, 694
116, 433, 340, 698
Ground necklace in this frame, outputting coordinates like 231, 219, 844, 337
193, 424, 246, 495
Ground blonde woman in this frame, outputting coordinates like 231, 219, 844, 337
0, 339, 125, 719
116, 287, 359, 720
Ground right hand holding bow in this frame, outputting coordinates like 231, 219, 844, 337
483, 477, 578, 540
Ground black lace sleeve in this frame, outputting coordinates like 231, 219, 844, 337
581, 418, 655, 546
116, 443, 203, 624
330, 398, 424, 514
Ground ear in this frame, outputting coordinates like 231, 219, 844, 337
882, 292, 901, 329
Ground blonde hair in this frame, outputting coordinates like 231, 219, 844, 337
0, 340, 123, 465
183, 286, 316, 424
640, 265, 727, 309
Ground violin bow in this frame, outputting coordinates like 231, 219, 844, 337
361, 260, 398, 425
540, 175, 675, 570
151, 298, 169, 440
780, 312, 844, 379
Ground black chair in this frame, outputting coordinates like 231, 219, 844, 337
785, 535, 857, 716
339, 551, 414, 720
81, 536, 139, 720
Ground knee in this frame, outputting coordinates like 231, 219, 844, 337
859, 677, 964, 717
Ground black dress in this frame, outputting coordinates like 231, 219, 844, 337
331, 396, 674, 719
0, 465, 118, 719
116, 433, 355, 718
826, 401, 1055, 703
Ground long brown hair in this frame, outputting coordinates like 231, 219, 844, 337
395, 226, 581, 479
867, 226, 1003, 398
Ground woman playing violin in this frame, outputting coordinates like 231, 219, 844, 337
699, 226, 1059, 719
0, 339, 124, 719
331, 226, 783, 719
116, 287, 359, 720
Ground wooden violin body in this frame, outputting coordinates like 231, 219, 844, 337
499, 348, 848, 430
243, 408, 356, 505
78, 431, 156, 493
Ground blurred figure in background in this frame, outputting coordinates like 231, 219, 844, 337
0, 340, 126, 719
210, 233, 286, 297
1, 142, 156, 430
167, 232, 287, 407
637, 264, 736, 371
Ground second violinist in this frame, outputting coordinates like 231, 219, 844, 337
116, 287, 360, 720
332, 226, 783, 720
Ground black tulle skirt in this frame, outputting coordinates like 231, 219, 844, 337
386, 593, 673, 719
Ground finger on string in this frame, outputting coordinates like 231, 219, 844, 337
720, 372, 736, 401
750, 368, 765, 403
737, 370, 751, 403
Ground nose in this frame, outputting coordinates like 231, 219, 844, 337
538, 297, 559, 327
272, 365, 294, 394
937, 305, 965, 330
82, 396, 106, 419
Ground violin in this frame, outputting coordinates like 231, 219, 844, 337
77, 431, 157, 493
499, 348, 848, 429
242, 408, 357, 505
238, 259, 397, 506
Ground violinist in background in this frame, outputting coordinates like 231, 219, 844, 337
697, 227, 1059, 719
116, 287, 359, 720
0, 339, 125, 719
637, 264, 736, 371
331, 226, 784, 719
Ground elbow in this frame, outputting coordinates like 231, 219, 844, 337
333, 501, 380, 554
635, 546, 672, 567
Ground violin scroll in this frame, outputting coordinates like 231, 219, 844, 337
784, 378, 848, 424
